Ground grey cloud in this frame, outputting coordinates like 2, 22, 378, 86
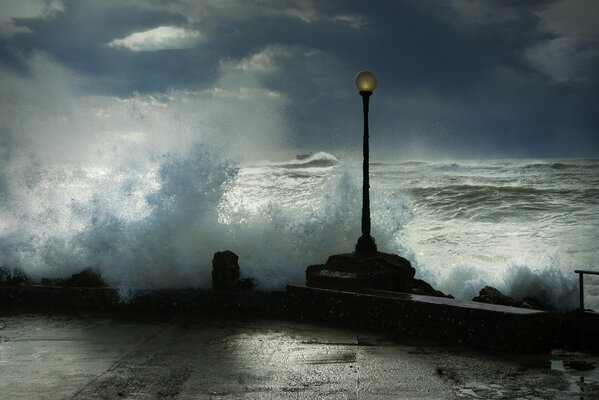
539, 0, 599, 38
527, 0, 599, 83
442, 0, 599, 84
526, 35, 599, 82
0, 0, 63, 38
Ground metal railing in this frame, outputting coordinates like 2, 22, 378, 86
574, 270, 599, 311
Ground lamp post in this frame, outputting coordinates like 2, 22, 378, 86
354, 70, 378, 256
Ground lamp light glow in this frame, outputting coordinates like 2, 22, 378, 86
355, 71, 377, 93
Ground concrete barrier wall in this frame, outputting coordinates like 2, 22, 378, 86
4, 284, 597, 353
0, 286, 287, 317
286, 285, 558, 353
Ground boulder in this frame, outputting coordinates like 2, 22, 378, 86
472, 286, 548, 311
36, 268, 106, 288
306, 252, 451, 298
411, 278, 451, 298
236, 278, 256, 290
212, 250, 254, 290
61, 268, 107, 287
472, 286, 517, 307
40, 277, 62, 286
516, 296, 549, 311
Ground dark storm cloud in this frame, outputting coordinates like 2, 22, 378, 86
4, 1, 200, 94
336, 0, 599, 157
0, 0, 597, 157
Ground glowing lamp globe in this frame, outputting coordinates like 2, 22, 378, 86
355, 71, 377, 93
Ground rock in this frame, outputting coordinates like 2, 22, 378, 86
212, 250, 254, 290
40, 277, 62, 286
472, 286, 517, 307
37, 268, 106, 288
0, 266, 32, 286
236, 278, 256, 291
472, 286, 549, 311
411, 278, 454, 299
306, 252, 451, 298
515, 297, 550, 311
62, 268, 107, 287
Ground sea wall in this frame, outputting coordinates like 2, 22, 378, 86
2, 285, 598, 354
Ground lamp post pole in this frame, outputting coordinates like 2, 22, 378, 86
354, 71, 378, 255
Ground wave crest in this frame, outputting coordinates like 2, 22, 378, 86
273, 152, 339, 169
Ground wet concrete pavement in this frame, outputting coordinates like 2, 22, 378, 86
1, 312, 598, 399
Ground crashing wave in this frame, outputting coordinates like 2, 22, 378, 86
273, 152, 339, 169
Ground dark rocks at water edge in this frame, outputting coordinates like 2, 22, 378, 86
305, 252, 452, 298
0, 266, 32, 286
212, 250, 255, 290
3, 250, 258, 291
39, 268, 107, 288
472, 286, 549, 311
472, 286, 516, 306
0, 266, 108, 288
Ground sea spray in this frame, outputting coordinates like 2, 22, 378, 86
70, 145, 239, 289
426, 265, 491, 303
501, 265, 578, 311
0, 149, 404, 290
1, 55, 597, 310
217, 161, 408, 288
1, 149, 596, 312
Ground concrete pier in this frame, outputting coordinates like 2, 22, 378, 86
1, 312, 598, 399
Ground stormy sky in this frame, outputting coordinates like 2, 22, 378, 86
1, 0, 598, 160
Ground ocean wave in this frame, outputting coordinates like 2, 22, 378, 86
371, 161, 429, 167
2, 149, 596, 311
271, 152, 339, 169
386, 159, 599, 173
407, 184, 597, 204
521, 161, 599, 170
409, 184, 546, 198
405, 183, 589, 221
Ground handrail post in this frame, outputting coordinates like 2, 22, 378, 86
579, 272, 584, 311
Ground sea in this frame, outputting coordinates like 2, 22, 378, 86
1, 150, 598, 311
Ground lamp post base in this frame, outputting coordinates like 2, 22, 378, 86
355, 234, 377, 256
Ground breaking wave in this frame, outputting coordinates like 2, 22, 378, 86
1, 147, 596, 311
270, 152, 339, 169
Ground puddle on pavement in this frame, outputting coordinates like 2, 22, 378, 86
549, 358, 599, 380
453, 352, 599, 399
304, 351, 357, 365
549, 355, 599, 399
